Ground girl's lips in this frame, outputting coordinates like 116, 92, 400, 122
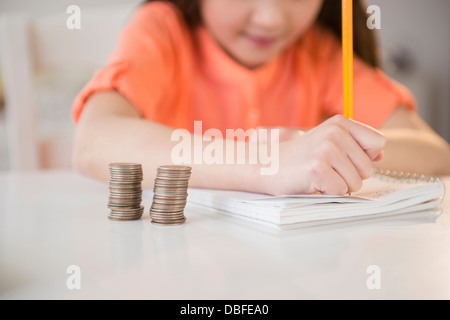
244, 33, 277, 47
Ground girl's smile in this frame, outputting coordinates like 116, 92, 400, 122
243, 32, 279, 48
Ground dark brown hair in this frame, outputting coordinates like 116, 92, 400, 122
144, 0, 381, 68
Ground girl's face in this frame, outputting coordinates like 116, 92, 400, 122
200, 0, 324, 69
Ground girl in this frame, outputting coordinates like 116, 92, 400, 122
72, 0, 450, 196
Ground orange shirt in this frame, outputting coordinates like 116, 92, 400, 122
72, 2, 415, 133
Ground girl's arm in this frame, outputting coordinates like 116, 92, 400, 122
73, 90, 385, 195
73, 90, 263, 193
376, 107, 450, 176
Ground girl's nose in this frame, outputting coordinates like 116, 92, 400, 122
249, 2, 286, 32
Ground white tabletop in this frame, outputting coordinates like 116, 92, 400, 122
1, 169, 450, 300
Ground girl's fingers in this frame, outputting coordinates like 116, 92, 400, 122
326, 115, 386, 161
329, 145, 364, 193
311, 161, 349, 195
334, 128, 375, 180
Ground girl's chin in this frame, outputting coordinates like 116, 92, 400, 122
235, 54, 277, 69
231, 46, 280, 69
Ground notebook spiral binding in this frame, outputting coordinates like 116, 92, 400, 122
374, 168, 446, 203
374, 168, 441, 184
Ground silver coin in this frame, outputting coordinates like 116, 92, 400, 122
153, 186, 188, 191
149, 206, 185, 212
154, 185, 189, 190
108, 215, 142, 221
109, 162, 142, 168
153, 185, 188, 190
109, 175, 142, 180
154, 176, 189, 181
109, 210, 144, 216
109, 209, 143, 214
154, 177, 189, 182
155, 174, 190, 179
156, 171, 191, 176
109, 212, 143, 218
109, 205, 142, 211
109, 179, 142, 184
109, 190, 142, 194
108, 198, 142, 203
157, 164, 191, 170
109, 173, 143, 177
151, 202, 186, 208
109, 190, 142, 195
108, 193, 142, 198
109, 195, 141, 201
150, 202, 186, 207
150, 212, 184, 221
151, 202, 187, 208
152, 196, 188, 202
109, 173, 142, 177
154, 179, 189, 183
109, 209, 144, 215
109, 181, 142, 185
109, 168, 142, 172
151, 204, 187, 209
151, 196, 186, 201
153, 192, 188, 198
109, 189, 142, 193
150, 219, 186, 226
108, 194, 142, 199
154, 182, 189, 188
110, 203, 144, 209
150, 214, 185, 219
110, 212, 144, 217
108, 202, 142, 208
149, 210, 185, 216
154, 182, 189, 187
151, 199, 187, 205
153, 208, 185, 213
109, 169, 142, 174
150, 213, 185, 219
108, 202, 142, 207
109, 182, 142, 186
109, 180, 142, 184
150, 218, 186, 224
109, 203, 143, 209
108, 210, 142, 214
108, 200, 142, 205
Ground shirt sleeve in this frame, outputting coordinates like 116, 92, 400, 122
318, 27, 416, 129
71, 2, 183, 124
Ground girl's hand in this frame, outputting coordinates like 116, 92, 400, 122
261, 115, 386, 196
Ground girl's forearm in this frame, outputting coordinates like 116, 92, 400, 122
375, 128, 450, 176
73, 113, 265, 192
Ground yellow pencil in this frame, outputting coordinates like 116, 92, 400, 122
342, 0, 353, 119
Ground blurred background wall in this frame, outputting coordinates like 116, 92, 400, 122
0, 0, 142, 171
0, 0, 449, 171
368, 0, 450, 143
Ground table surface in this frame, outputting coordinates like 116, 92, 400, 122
1, 169, 449, 300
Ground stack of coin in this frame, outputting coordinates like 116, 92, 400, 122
108, 163, 144, 221
150, 165, 192, 225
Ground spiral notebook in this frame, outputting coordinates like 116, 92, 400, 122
186, 170, 445, 227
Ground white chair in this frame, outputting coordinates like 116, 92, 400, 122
0, 3, 138, 170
